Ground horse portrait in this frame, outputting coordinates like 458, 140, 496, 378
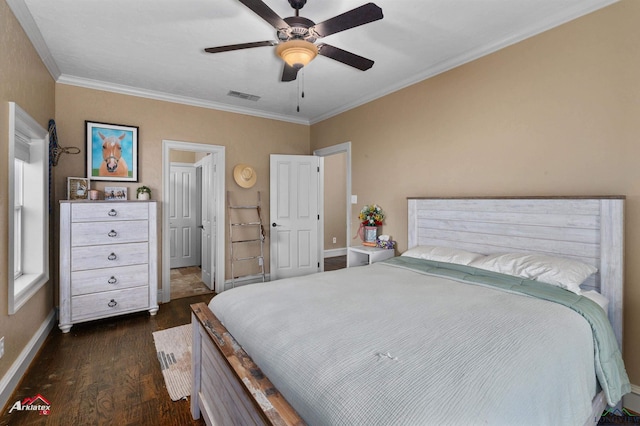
87, 121, 138, 181
98, 132, 129, 177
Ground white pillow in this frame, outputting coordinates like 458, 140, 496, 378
401, 245, 484, 266
469, 253, 597, 294
582, 290, 609, 313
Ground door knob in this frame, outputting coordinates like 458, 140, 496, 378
272, 223, 281, 227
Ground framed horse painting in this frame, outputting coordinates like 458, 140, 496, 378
86, 121, 138, 182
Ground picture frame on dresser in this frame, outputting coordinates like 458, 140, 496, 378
66, 177, 90, 200
104, 186, 127, 200
86, 120, 138, 182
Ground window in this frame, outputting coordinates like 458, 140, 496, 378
8, 102, 49, 314
14, 159, 23, 279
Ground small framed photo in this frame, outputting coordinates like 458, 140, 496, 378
86, 121, 138, 182
104, 187, 128, 200
67, 177, 90, 200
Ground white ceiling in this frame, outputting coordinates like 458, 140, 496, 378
9, 0, 617, 125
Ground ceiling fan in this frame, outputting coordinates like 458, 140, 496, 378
204, 0, 383, 82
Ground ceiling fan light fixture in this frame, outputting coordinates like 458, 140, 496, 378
276, 40, 318, 68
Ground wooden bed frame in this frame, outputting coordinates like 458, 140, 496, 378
191, 196, 625, 426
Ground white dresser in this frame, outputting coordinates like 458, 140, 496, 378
59, 200, 159, 333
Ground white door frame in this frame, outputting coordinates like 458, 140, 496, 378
314, 141, 352, 269
162, 140, 226, 301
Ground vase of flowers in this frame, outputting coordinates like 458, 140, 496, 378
358, 204, 385, 245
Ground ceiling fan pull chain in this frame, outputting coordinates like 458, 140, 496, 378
297, 70, 302, 112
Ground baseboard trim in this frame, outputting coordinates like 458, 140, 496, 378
623, 384, 640, 413
324, 248, 347, 258
0, 309, 56, 412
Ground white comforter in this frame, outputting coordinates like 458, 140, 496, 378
209, 262, 598, 426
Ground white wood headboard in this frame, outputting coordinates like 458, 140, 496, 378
407, 196, 625, 348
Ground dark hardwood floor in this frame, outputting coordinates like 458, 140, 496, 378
324, 255, 346, 271
0, 294, 212, 426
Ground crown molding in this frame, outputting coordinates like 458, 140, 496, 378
56, 74, 310, 125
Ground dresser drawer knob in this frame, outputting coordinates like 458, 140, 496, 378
107, 230, 118, 237
107, 253, 117, 261
107, 299, 118, 308
107, 276, 118, 284
108, 209, 118, 217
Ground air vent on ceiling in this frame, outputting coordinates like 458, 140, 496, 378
227, 90, 261, 102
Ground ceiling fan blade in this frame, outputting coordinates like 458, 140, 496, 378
281, 63, 300, 82
204, 40, 276, 53
311, 3, 383, 38
317, 44, 374, 71
238, 0, 290, 30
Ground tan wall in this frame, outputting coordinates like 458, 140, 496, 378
311, 0, 640, 383
0, 0, 56, 384
323, 152, 347, 249
53, 84, 309, 288
170, 149, 197, 163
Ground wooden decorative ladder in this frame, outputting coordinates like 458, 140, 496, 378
227, 191, 266, 288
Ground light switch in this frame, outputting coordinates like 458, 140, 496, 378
351, 195, 358, 204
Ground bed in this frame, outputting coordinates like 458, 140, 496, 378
191, 196, 630, 426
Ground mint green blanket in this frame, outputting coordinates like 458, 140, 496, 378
383, 256, 631, 406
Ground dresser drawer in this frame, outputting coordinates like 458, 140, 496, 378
71, 242, 148, 271
71, 264, 149, 296
72, 202, 149, 222
71, 286, 149, 322
71, 220, 149, 246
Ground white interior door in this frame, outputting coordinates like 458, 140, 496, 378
197, 154, 214, 289
169, 163, 200, 268
270, 154, 320, 280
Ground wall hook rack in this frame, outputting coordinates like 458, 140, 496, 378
48, 119, 80, 166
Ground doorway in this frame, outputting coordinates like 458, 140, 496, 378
162, 140, 226, 302
314, 142, 351, 272
168, 158, 208, 299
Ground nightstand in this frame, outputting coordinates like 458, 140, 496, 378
347, 245, 395, 267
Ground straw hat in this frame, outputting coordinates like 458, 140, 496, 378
233, 164, 257, 188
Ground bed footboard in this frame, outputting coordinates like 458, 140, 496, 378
190, 302, 305, 426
